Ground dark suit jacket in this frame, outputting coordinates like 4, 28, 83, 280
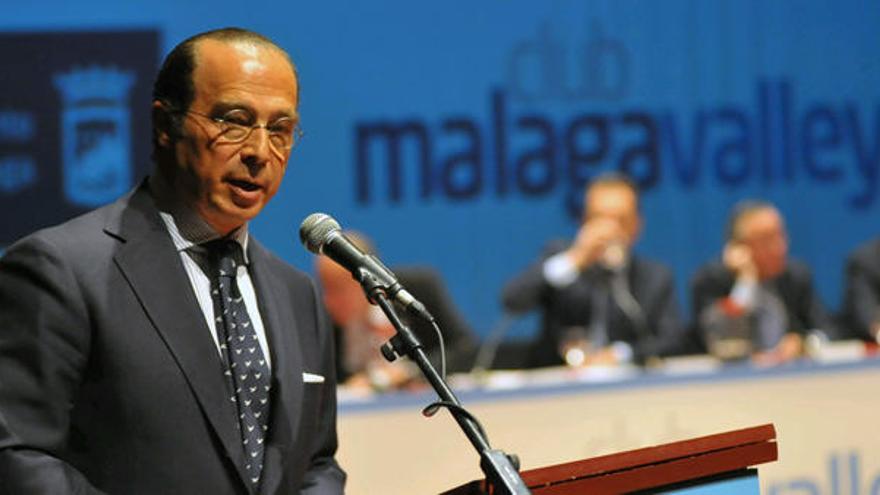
501, 240, 685, 367
333, 265, 478, 382
0, 185, 345, 494
690, 260, 833, 349
842, 238, 880, 340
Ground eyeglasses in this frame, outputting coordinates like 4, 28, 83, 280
182, 108, 303, 152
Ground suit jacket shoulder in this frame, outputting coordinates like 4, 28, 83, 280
843, 238, 880, 340
848, 238, 880, 275
691, 260, 733, 289
395, 265, 477, 372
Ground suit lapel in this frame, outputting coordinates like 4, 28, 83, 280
247, 242, 304, 495
108, 186, 253, 492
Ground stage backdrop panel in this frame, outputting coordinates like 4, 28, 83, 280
1, 1, 879, 334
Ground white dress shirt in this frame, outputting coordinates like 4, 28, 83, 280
151, 178, 272, 371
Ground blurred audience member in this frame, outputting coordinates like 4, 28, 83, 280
842, 238, 880, 343
502, 173, 685, 368
316, 232, 477, 391
691, 200, 833, 365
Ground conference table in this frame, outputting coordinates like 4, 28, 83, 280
336, 343, 880, 494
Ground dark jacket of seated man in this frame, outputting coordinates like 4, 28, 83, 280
502, 239, 686, 368
842, 237, 880, 342
332, 265, 478, 384
691, 259, 833, 352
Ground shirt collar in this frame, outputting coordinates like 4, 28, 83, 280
149, 175, 250, 264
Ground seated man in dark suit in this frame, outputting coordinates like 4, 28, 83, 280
842, 238, 880, 343
502, 173, 685, 368
316, 232, 477, 391
691, 200, 833, 364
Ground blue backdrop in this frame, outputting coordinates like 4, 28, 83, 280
2, 0, 878, 336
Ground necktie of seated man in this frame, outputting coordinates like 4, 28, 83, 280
206, 239, 272, 490
589, 281, 611, 349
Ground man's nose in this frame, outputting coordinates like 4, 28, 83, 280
241, 127, 272, 168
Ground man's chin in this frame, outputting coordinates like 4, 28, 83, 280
203, 206, 260, 235
759, 263, 786, 280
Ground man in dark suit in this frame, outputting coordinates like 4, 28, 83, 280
0, 28, 345, 494
842, 238, 880, 342
691, 200, 832, 364
315, 232, 476, 390
502, 174, 685, 368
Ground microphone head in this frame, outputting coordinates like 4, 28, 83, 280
299, 213, 341, 254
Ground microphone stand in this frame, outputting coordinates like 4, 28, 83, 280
358, 269, 531, 495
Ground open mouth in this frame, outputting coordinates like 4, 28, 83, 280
229, 179, 261, 192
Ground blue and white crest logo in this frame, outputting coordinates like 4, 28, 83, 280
53, 66, 135, 207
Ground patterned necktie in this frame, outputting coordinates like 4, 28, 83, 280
206, 239, 272, 490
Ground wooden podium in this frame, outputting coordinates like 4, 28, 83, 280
441, 424, 777, 494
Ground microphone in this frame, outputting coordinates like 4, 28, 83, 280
299, 213, 434, 322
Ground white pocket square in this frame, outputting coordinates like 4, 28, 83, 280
302, 372, 325, 383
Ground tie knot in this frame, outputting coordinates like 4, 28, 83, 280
204, 239, 242, 277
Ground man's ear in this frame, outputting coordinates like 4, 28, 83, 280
152, 99, 175, 148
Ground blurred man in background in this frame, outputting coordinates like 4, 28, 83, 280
842, 237, 880, 343
691, 200, 833, 364
316, 232, 476, 391
502, 173, 685, 368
